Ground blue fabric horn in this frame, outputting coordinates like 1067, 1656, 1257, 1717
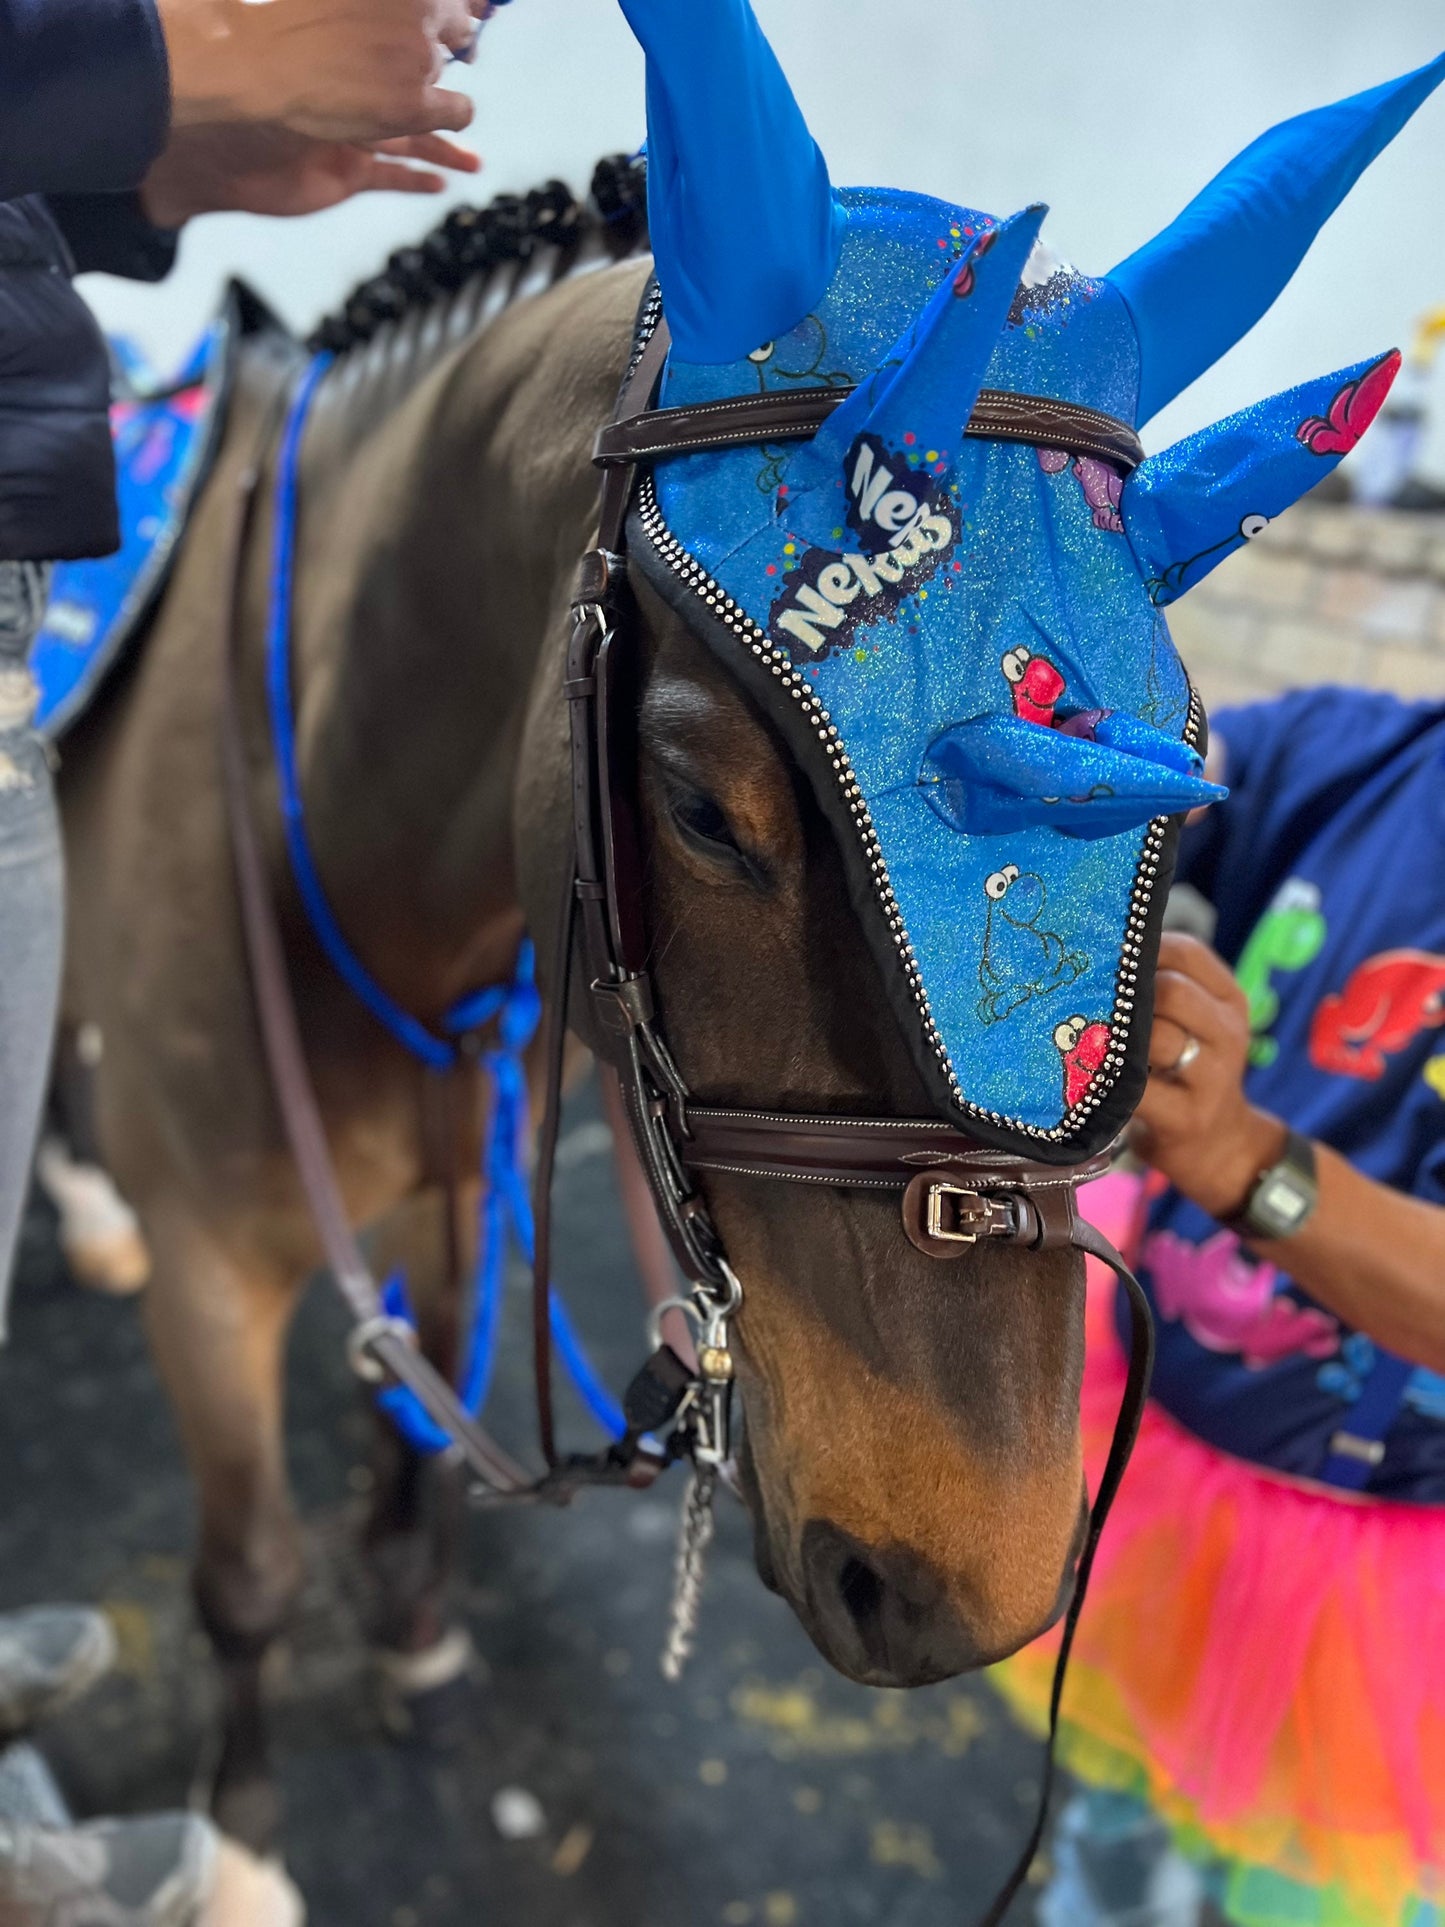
1110, 51, 1445, 426
618, 0, 845, 364
782, 205, 1047, 551
1122, 349, 1401, 605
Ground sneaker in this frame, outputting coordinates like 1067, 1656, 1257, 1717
0, 1812, 215, 1926
0, 1614, 116, 1743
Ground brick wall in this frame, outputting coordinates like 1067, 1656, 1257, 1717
1165, 506, 1445, 713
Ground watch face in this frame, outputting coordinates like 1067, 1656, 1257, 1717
1254, 1168, 1313, 1238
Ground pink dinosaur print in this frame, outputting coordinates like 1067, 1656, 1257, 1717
1055, 1015, 1111, 1109
1296, 349, 1401, 456
1036, 448, 1123, 531
1001, 644, 1065, 724
951, 224, 998, 299
1146, 1227, 1340, 1367
1309, 947, 1445, 1079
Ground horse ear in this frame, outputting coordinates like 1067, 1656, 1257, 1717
1121, 349, 1401, 606
781, 205, 1046, 548
617, 0, 844, 365
1109, 52, 1444, 426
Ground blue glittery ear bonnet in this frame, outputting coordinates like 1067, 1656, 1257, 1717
617, 0, 1443, 1159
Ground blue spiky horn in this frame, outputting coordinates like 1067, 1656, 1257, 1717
782, 205, 1046, 550
1110, 52, 1445, 426
617, 0, 844, 365
1122, 348, 1402, 604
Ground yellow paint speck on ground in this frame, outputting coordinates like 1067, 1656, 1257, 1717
100, 1601, 155, 1681
792, 1786, 823, 1815
699, 1758, 728, 1787
943, 1696, 987, 1756
763, 1893, 798, 1926
870, 1820, 943, 1880
551, 1823, 594, 1878
733, 1675, 989, 1762
721, 1904, 753, 1926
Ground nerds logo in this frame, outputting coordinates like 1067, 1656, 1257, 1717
843, 433, 953, 557
770, 435, 957, 658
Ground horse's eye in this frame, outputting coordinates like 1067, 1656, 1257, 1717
668, 786, 742, 858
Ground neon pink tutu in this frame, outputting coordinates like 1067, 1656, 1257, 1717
992, 1173, 1445, 1927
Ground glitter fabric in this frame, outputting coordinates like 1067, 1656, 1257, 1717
618, 0, 1440, 1154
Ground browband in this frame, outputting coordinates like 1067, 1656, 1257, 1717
594, 383, 1145, 474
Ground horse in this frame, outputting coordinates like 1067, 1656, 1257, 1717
49, 180, 1093, 1844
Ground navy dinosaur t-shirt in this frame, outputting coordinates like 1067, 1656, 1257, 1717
1130, 686, 1445, 1499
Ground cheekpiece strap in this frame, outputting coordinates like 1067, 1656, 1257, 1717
594, 383, 1145, 473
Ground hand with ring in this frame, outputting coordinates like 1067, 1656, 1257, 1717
1129, 931, 1287, 1221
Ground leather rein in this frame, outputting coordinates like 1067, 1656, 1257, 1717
222, 310, 1158, 1924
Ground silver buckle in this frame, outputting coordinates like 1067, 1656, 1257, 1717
1328, 1431, 1387, 1468
925, 1182, 990, 1245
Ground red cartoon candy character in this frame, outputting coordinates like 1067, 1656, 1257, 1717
1297, 350, 1402, 456
1001, 644, 1065, 725
1309, 948, 1445, 1079
1055, 1014, 1112, 1108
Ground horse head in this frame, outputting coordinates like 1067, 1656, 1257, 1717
540, 2, 1442, 1685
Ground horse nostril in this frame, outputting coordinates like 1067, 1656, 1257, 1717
799, 1520, 979, 1684
837, 1552, 887, 1632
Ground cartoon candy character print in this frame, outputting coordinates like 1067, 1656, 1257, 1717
1310, 948, 1445, 1079
977, 865, 1087, 1026
1234, 878, 1327, 1066
1036, 448, 1124, 533
1296, 351, 1403, 455
1145, 1227, 1340, 1368
1054, 1015, 1112, 1108
1000, 644, 1065, 725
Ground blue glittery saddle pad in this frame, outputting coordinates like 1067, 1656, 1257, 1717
34, 312, 233, 738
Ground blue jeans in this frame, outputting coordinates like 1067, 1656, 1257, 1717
1041, 1788, 1210, 1926
0, 562, 60, 1339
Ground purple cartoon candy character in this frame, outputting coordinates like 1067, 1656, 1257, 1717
1036, 448, 1124, 533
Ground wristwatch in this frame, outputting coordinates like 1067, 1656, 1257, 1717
1227, 1129, 1319, 1242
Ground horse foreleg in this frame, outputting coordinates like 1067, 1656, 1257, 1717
363, 1186, 474, 1734
140, 1200, 304, 1853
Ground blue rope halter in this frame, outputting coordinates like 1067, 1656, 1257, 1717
267, 354, 625, 1450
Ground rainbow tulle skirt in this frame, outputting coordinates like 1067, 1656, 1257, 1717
992, 1177, 1445, 1927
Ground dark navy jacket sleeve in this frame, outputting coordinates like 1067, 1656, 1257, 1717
46, 191, 177, 281
0, 0, 170, 199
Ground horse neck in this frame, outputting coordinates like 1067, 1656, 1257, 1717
280, 260, 646, 1020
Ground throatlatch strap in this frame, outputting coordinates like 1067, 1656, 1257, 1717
978, 1224, 1156, 1927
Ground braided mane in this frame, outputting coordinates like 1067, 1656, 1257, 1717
308, 154, 649, 355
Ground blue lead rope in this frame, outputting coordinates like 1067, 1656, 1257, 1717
267, 355, 626, 1452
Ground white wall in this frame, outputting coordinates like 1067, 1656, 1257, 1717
81, 0, 1445, 461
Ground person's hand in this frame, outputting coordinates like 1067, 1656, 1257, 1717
140, 123, 479, 226
1128, 932, 1287, 1221
156, 0, 487, 145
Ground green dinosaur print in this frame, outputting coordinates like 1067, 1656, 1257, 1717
1234, 878, 1327, 1066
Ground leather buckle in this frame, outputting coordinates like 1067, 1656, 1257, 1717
926, 1182, 988, 1245
903, 1169, 1000, 1260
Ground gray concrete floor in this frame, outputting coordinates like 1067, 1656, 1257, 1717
0, 1085, 1055, 1925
